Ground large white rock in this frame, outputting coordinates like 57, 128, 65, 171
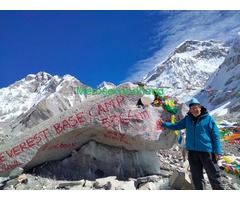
0, 91, 185, 177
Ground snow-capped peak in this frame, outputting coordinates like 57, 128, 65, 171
195, 34, 240, 121
35, 71, 52, 82
97, 81, 116, 90
0, 72, 83, 128
141, 39, 229, 102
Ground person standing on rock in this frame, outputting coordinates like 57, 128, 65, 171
158, 98, 224, 190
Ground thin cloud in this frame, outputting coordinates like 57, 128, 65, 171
123, 10, 240, 83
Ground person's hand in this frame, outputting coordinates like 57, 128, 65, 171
159, 118, 164, 127
215, 154, 221, 161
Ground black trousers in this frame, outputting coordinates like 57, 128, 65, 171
188, 150, 224, 190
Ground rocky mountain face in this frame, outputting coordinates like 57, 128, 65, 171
142, 40, 229, 102
195, 33, 240, 122
0, 72, 89, 139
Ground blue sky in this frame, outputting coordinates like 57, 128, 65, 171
1, 8, 240, 89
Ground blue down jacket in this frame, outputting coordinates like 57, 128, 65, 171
162, 107, 222, 155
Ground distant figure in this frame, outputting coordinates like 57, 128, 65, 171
158, 98, 224, 190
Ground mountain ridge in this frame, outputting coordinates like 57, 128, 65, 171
141, 39, 229, 102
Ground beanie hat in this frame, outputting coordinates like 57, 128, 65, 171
189, 98, 200, 107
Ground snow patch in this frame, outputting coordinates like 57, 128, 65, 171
210, 101, 230, 116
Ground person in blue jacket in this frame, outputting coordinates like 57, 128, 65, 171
159, 98, 224, 190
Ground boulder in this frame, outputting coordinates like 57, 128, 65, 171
169, 169, 194, 190
0, 90, 185, 177
31, 140, 162, 180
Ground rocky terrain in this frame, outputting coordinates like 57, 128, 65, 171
0, 140, 239, 190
